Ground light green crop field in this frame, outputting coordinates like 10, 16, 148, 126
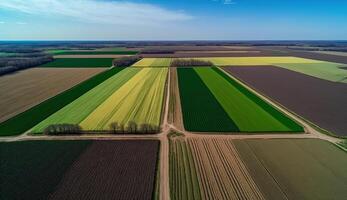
275, 62, 347, 83
132, 58, 172, 67
31, 68, 140, 133
314, 51, 347, 57
200, 56, 323, 66
234, 139, 347, 200
195, 67, 301, 132
80, 68, 168, 130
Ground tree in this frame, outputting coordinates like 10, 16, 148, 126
127, 121, 138, 133
109, 122, 119, 134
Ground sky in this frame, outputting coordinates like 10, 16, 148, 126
0, 0, 346, 40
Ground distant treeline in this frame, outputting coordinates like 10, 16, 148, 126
0, 55, 53, 76
112, 56, 142, 67
141, 49, 175, 54
170, 59, 214, 67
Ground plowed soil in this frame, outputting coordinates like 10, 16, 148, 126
0, 68, 104, 123
50, 140, 159, 200
225, 66, 347, 136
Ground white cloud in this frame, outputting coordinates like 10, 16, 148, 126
0, 0, 192, 25
224, 0, 236, 5
0, 21, 5, 24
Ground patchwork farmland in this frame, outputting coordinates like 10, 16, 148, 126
32, 67, 168, 133
1, 41, 347, 200
170, 136, 347, 200
177, 67, 302, 132
0, 140, 159, 200
0, 67, 105, 123
226, 66, 347, 137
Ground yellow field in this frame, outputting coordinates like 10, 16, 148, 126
132, 58, 172, 67
199, 56, 325, 66
80, 68, 168, 130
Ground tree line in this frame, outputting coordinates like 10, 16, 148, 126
170, 59, 214, 67
112, 56, 142, 67
43, 121, 160, 135
0, 55, 53, 76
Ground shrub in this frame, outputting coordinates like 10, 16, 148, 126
43, 124, 82, 135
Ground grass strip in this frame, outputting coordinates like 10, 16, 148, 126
38, 58, 114, 68
177, 68, 239, 132
0, 67, 124, 136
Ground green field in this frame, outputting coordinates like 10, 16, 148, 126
132, 58, 172, 67
31, 68, 167, 133
0, 68, 124, 136
177, 68, 239, 132
80, 68, 167, 130
234, 139, 347, 200
178, 67, 302, 132
52, 50, 138, 55
31, 68, 140, 133
38, 58, 114, 68
275, 62, 347, 83
0, 140, 91, 200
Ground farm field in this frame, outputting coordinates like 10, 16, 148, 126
169, 136, 264, 200
38, 58, 114, 68
275, 62, 347, 83
51, 50, 138, 55
225, 66, 347, 137
0, 140, 91, 200
0, 67, 125, 136
170, 137, 347, 200
314, 51, 347, 57
0, 68, 105, 123
132, 58, 172, 67
0, 140, 159, 200
31, 68, 140, 133
50, 140, 159, 200
177, 67, 302, 132
80, 67, 168, 131
200, 56, 323, 65
234, 139, 347, 199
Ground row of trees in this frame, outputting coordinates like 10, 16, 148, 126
0, 55, 53, 76
42, 121, 161, 135
43, 124, 82, 135
112, 56, 142, 67
170, 59, 214, 67
109, 121, 160, 134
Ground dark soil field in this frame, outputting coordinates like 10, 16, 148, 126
50, 140, 159, 200
0, 140, 91, 200
0, 140, 159, 200
225, 66, 347, 137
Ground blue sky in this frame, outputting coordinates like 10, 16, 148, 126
0, 0, 346, 40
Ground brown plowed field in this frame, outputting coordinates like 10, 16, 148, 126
50, 140, 159, 200
170, 136, 264, 200
225, 66, 347, 137
0, 68, 104, 123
